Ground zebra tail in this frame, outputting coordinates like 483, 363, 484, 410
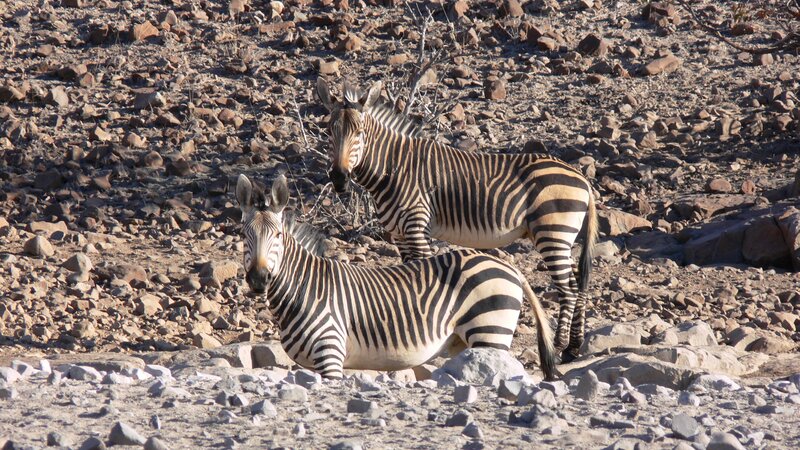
521, 279, 558, 381
578, 194, 598, 292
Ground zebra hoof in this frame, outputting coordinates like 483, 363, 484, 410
559, 349, 579, 364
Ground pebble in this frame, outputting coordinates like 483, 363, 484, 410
251, 399, 278, 417
678, 391, 700, 406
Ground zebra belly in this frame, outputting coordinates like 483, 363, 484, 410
343, 336, 452, 371
431, 223, 528, 249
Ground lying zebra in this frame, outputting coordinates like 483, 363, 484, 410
235, 173, 557, 380
316, 78, 598, 362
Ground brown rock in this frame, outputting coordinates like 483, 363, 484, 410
336, 34, 363, 53
78, 72, 96, 87
742, 217, 791, 268
90, 126, 112, 142
156, 112, 181, 126
597, 209, 652, 236
706, 178, 732, 193
777, 207, 800, 271
731, 22, 756, 36
114, 264, 147, 284
641, 55, 681, 76
24, 236, 54, 258
63, 0, 83, 6
0, 84, 26, 103
484, 79, 506, 100
642, 2, 677, 20
193, 333, 222, 349
537, 36, 558, 51
741, 180, 756, 195
450, 0, 469, 18
124, 132, 146, 148
315, 59, 340, 75
131, 21, 159, 41
577, 33, 609, 57
141, 151, 163, 168
135, 294, 163, 316
199, 260, 240, 284
133, 91, 165, 110
754, 53, 774, 66
500, 0, 524, 17
769, 311, 799, 332
387, 53, 409, 66
63, 253, 93, 273
57, 64, 88, 81
46, 87, 70, 108
29, 221, 68, 235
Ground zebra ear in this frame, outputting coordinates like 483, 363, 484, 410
236, 174, 253, 210
343, 80, 361, 109
361, 81, 382, 109
270, 174, 289, 214
316, 78, 334, 111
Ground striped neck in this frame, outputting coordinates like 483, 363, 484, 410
265, 235, 319, 327
352, 114, 405, 190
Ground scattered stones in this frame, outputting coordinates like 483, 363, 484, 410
484, 79, 506, 101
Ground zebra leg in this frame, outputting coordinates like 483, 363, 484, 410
565, 289, 588, 360
310, 338, 346, 379
533, 239, 579, 360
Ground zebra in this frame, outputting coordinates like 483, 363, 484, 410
316, 78, 598, 362
235, 173, 557, 380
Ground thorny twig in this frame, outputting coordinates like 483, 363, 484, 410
675, 0, 800, 54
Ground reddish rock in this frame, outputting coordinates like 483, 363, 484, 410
500, 0, 524, 17
706, 178, 732, 193
597, 209, 652, 236
641, 55, 681, 76
131, 21, 159, 41
742, 217, 791, 268
777, 207, 800, 271
577, 33, 609, 57
741, 180, 756, 195
484, 79, 506, 100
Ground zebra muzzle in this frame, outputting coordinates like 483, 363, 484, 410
328, 168, 350, 193
245, 266, 269, 294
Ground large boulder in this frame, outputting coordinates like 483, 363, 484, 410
742, 217, 791, 268
777, 207, 800, 271
437, 348, 529, 387
580, 314, 672, 355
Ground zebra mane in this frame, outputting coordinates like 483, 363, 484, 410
343, 83, 423, 138
282, 210, 328, 258
249, 179, 327, 258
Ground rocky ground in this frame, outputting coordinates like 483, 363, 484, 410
1, 0, 800, 448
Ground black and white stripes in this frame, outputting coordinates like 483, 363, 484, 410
317, 79, 598, 361
236, 174, 556, 380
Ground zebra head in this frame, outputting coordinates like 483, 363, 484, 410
317, 78, 382, 193
235, 174, 290, 294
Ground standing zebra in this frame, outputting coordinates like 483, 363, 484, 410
316, 78, 598, 361
235, 173, 556, 380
